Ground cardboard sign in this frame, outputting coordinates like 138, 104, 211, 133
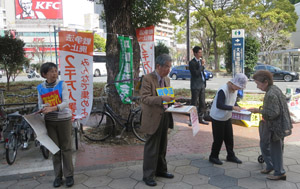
156, 87, 175, 104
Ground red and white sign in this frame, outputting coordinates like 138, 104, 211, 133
15, 0, 63, 19
136, 26, 155, 74
59, 31, 94, 123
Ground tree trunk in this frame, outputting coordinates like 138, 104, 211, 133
213, 35, 219, 71
103, 0, 140, 130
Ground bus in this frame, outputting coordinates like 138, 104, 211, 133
93, 52, 107, 77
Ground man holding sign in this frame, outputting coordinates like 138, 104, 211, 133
140, 54, 174, 187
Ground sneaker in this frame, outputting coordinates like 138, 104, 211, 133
66, 176, 74, 187
53, 177, 62, 188
209, 157, 223, 165
226, 156, 242, 164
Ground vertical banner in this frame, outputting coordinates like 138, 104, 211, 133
136, 26, 155, 74
115, 36, 133, 104
59, 30, 94, 124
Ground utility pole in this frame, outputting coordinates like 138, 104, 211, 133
186, 0, 190, 64
54, 26, 58, 66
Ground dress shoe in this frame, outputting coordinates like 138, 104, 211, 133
209, 157, 223, 165
227, 156, 242, 164
199, 119, 209, 125
260, 169, 273, 174
66, 176, 74, 187
267, 174, 286, 180
156, 172, 174, 179
143, 177, 157, 187
53, 177, 62, 188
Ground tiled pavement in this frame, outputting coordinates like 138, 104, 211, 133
0, 122, 300, 189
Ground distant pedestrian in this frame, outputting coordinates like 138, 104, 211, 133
37, 62, 74, 187
248, 70, 292, 180
209, 73, 248, 165
189, 46, 209, 125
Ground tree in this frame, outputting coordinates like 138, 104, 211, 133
289, 0, 300, 4
0, 34, 26, 90
31, 38, 48, 64
94, 33, 106, 52
155, 42, 169, 58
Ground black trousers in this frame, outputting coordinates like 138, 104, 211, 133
210, 118, 235, 158
191, 88, 206, 117
143, 113, 170, 179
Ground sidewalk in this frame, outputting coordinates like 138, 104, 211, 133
0, 122, 300, 189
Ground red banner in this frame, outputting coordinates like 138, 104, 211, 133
15, 0, 63, 19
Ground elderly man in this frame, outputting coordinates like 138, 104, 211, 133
140, 54, 174, 187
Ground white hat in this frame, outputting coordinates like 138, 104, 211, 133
230, 73, 248, 89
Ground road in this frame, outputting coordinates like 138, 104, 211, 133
1, 75, 299, 94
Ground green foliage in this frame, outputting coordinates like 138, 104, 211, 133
131, 0, 169, 28
290, 0, 300, 4
155, 42, 170, 58
0, 35, 26, 90
94, 33, 106, 52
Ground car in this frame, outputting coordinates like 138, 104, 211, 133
169, 65, 213, 80
251, 64, 299, 82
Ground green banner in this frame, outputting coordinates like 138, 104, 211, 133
115, 36, 133, 104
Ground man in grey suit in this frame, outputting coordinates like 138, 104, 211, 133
140, 54, 174, 187
189, 46, 209, 125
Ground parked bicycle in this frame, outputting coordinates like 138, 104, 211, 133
83, 84, 146, 142
4, 92, 49, 165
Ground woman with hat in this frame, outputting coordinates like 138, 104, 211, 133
209, 73, 248, 165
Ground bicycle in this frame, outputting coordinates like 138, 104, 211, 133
83, 84, 146, 142
4, 92, 49, 165
72, 115, 84, 150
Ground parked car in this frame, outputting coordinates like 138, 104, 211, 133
169, 65, 213, 80
250, 64, 299, 82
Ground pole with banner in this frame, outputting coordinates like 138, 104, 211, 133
136, 26, 155, 74
232, 29, 245, 98
115, 36, 133, 104
59, 30, 94, 124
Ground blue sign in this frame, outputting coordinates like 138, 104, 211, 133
232, 29, 245, 75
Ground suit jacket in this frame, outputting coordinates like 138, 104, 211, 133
140, 72, 173, 135
189, 58, 206, 89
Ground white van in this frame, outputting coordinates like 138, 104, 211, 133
93, 52, 107, 77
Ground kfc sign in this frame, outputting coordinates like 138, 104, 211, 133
15, 0, 63, 19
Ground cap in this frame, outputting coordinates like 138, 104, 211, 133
230, 73, 248, 89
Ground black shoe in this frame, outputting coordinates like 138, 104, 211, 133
53, 177, 62, 188
143, 177, 157, 187
227, 156, 242, 164
209, 157, 223, 165
66, 176, 74, 187
156, 172, 174, 179
199, 119, 209, 125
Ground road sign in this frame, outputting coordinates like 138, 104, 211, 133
232, 29, 245, 75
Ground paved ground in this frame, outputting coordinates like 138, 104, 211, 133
0, 121, 300, 188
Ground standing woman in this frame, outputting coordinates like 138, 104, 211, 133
37, 62, 74, 187
209, 73, 248, 165
248, 70, 292, 180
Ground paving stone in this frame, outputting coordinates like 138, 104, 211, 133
134, 181, 164, 189
191, 159, 213, 168
108, 168, 133, 178
287, 164, 300, 173
285, 171, 300, 183
36, 175, 53, 184
220, 161, 239, 169
127, 164, 142, 171
238, 161, 262, 171
225, 168, 251, 178
174, 165, 199, 175
283, 157, 298, 166
168, 159, 191, 166
84, 168, 111, 177
199, 166, 224, 177
250, 170, 269, 181
156, 173, 183, 183
266, 180, 297, 189
0, 180, 18, 188
130, 169, 143, 180
238, 177, 267, 189
209, 175, 237, 188
238, 150, 260, 157
83, 176, 112, 188
74, 173, 88, 184
163, 182, 192, 189
7, 179, 40, 189
108, 177, 137, 189
224, 186, 247, 189
182, 174, 209, 185
33, 183, 54, 189
192, 184, 220, 189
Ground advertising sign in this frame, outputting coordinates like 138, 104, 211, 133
15, 0, 63, 19
59, 30, 94, 124
136, 25, 155, 74
232, 29, 245, 75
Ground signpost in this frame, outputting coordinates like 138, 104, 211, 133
232, 29, 245, 75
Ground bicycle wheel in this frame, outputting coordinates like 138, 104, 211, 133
74, 127, 78, 150
40, 145, 49, 159
5, 133, 18, 165
131, 109, 146, 142
83, 111, 115, 141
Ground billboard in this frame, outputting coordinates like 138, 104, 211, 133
15, 0, 63, 19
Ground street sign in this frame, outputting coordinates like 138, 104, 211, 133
232, 29, 245, 75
